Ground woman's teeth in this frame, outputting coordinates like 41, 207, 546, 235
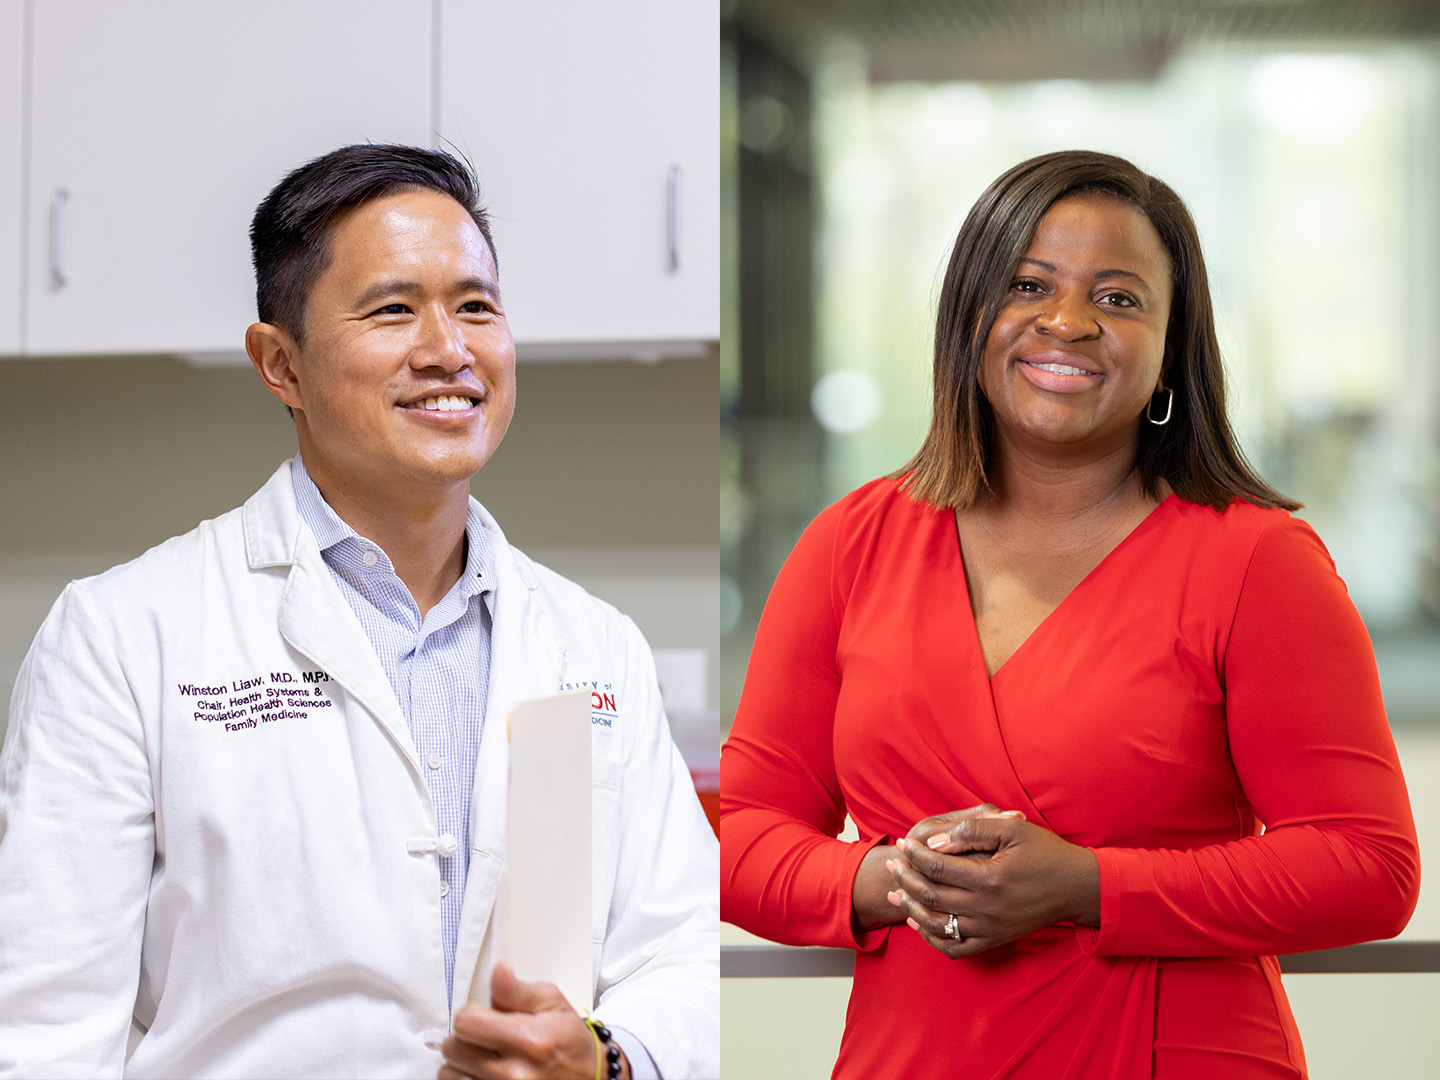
1029, 362, 1091, 376
408, 395, 474, 411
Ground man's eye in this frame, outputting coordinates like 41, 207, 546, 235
372, 303, 409, 316
459, 300, 493, 314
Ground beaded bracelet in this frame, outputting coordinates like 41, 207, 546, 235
584, 1016, 622, 1080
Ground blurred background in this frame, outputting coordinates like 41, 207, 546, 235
720, 0, 1440, 1075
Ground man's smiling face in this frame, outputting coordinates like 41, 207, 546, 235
282, 187, 516, 503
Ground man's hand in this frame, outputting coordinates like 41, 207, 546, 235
439, 963, 630, 1080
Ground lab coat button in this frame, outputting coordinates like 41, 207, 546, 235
427, 752, 443, 769
437, 833, 458, 857
440, 880, 450, 897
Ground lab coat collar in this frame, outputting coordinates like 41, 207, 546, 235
241, 459, 532, 589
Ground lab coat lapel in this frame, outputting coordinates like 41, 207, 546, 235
243, 461, 418, 769
276, 555, 419, 768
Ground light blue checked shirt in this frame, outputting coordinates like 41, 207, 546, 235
292, 456, 493, 1007
290, 459, 660, 1078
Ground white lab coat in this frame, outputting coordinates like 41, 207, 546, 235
0, 461, 719, 1079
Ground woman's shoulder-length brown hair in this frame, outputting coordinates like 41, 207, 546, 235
894, 149, 1298, 513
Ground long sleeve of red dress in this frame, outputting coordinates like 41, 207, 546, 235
720, 492, 877, 951
1090, 516, 1418, 957
721, 479, 1419, 1080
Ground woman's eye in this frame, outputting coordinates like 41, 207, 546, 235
1009, 279, 1042, 294
1098, 292, 1137, 308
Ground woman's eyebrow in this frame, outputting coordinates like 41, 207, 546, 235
1017, 257, 1150, 288
1093, 268, 1146, 282
1016, 257, 1055, 272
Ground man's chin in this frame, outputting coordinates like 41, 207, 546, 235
407, 446, 501, 487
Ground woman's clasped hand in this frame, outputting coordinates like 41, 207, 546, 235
883, 805, 1101, 958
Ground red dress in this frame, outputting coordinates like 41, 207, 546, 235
721, 478, 1419, 1079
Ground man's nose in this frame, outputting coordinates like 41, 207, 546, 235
1034, 290, 1098, 341
412, 309, 472, 371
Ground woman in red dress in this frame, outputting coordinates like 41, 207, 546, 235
720, 150, 1420, 1079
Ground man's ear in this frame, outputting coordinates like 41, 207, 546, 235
246, 322, 305, 412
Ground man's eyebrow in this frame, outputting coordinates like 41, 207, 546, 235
351, 277, 501, 309
455, 276, 502, 299
352, 280, 420, 309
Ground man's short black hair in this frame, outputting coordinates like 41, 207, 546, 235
251, 144, 497, 345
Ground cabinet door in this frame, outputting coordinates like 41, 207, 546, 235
0, 0, 22, 355
25, 1, 432, 357
439, 0, 719, 351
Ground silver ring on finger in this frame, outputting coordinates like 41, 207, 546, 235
945, 912, 961, 939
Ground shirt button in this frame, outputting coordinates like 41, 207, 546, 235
427, 752, 443, 770
440, 880, 450, 897
362, 550, 379, 567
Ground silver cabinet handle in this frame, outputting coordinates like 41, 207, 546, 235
666, 164, 681, 273
50, 187, 69, 287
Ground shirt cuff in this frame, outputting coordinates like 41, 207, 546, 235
609, 1025, 659, 1079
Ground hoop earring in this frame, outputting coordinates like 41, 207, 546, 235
1146, 387, 1173, 426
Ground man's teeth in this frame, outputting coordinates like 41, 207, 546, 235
409, 395, 475, 411
1030, 362, 1091, 376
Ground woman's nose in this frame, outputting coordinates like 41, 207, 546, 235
1035, 291, 1098, 340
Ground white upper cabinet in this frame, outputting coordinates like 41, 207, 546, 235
7, 2, 715, 359
0, 1, 22, 356
438, 0, 719, 351
24, 2, 431, 356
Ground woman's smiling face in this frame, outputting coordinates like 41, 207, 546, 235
979, 191, 1173, 460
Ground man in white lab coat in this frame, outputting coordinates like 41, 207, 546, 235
0, 145, 719, 1079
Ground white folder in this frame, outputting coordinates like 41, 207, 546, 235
485, 687, 593, 1012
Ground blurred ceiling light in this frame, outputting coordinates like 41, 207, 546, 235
828, 152, 895, 216
739, 94, 793, 152
1284, 187, 1361, 249
925, 84, 994, 145
1021, 80, 1096, 144
812, 369, 883, 434
1248, 54, 1379, 141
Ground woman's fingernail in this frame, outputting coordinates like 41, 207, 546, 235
1000, 810, 1026, 819
906, 917, 920, 932
884, 859, 896, 874
895, 837, 907, 853
927, 834, 948, 849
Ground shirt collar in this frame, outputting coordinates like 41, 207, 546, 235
290, 455, 496, 598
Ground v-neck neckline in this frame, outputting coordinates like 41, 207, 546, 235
952, 493, 1177, 682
